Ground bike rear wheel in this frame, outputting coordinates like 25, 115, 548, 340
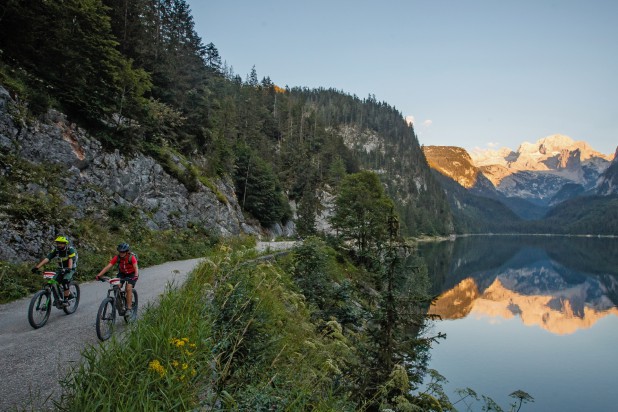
63, 281, 81, 314
28, 290, 51, 329
123, 289, 138, 323
95, 297, 116, 341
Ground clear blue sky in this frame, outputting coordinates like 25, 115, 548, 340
186, 0, 617, 155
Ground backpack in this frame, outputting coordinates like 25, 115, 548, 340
72, 247, 79, 269
55, 244, 78, 269
116, 252, 138, 269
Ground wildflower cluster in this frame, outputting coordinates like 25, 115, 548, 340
148, 359, 166, 378
168, 337, 198, 381
148, 337, 199, 382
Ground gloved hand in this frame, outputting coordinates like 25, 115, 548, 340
31, 267, 38, 274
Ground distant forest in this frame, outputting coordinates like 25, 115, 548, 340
0, 0, 452, 236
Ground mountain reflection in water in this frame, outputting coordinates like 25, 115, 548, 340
420, 235, 618, 335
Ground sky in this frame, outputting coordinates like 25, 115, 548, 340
186, 0, 617, 155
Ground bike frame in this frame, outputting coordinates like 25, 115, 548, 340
105, 278, 128, 315
43, 271, 66, 308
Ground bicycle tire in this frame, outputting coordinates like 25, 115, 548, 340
95, 297, 116, 341
28, 290, 51, 329
63, 281, 81, 314
123, 289, 138, 323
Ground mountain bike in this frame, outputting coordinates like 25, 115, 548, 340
95, 276, 138, 341
28, 271, 80, 328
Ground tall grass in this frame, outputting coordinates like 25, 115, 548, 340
57, 238, 358, 411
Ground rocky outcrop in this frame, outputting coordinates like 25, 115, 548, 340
0, 85, 261, 262
596, 146, 618, 195
423, 146, 481, 189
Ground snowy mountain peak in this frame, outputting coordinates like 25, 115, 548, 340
472, 134, 612, 167
431, 134, 614, 209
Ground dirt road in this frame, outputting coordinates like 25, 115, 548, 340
0, 258, 202, 411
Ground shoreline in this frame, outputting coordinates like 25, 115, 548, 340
410, 232, 618, 243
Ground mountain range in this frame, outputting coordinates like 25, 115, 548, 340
423, 135, 618, 233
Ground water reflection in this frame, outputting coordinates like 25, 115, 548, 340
419, 236, 618, 335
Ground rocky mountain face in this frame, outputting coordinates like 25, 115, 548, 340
0, 86, 272, 262
596, 147, 618, 195
340, 124, 454, 235
424, 135, 616, 221
470, 134, 613, 205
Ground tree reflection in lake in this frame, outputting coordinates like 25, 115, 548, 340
418, 235, 618, 411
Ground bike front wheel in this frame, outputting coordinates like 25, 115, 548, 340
63, 281, 81, 315
95, 297, 116, 341
28, 290, 51, 329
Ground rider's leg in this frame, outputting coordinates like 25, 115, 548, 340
53, 270, 70, 301
126, 282, 133, 310
63, 270, 75, 299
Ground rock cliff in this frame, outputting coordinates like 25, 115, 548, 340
0, 85, 265, 262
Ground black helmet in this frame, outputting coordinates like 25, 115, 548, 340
117, 242, 130, 252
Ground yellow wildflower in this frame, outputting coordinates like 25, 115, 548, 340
170, 337, 187, 347
148, 359, 166, 377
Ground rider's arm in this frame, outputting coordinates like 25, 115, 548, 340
132, 255, 138, 277
33, 258, 50, 270
96, 263, 114, 279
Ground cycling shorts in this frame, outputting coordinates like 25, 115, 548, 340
118, 272, 138, 286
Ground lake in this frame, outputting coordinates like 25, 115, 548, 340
418, 235, 618, 412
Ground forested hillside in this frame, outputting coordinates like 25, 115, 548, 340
0, 0, 452, 237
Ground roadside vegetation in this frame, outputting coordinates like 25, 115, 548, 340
58, 235, 533, 411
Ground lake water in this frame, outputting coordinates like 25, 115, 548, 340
418, 235, 618, 412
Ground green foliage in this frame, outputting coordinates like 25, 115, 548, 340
233, 144, 290, 226
544, 195, 618, 235
0, 261, 35, 304
290, 237, 363, 327
0, 153, 73, 223
330, 171, 394, 257
0, 0, 151, 124
295, 188, 319, 237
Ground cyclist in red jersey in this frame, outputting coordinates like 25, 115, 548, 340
96, 243, 139, 313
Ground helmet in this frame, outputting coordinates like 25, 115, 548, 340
55, 236, 69, 244
117, 242, 130, 252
